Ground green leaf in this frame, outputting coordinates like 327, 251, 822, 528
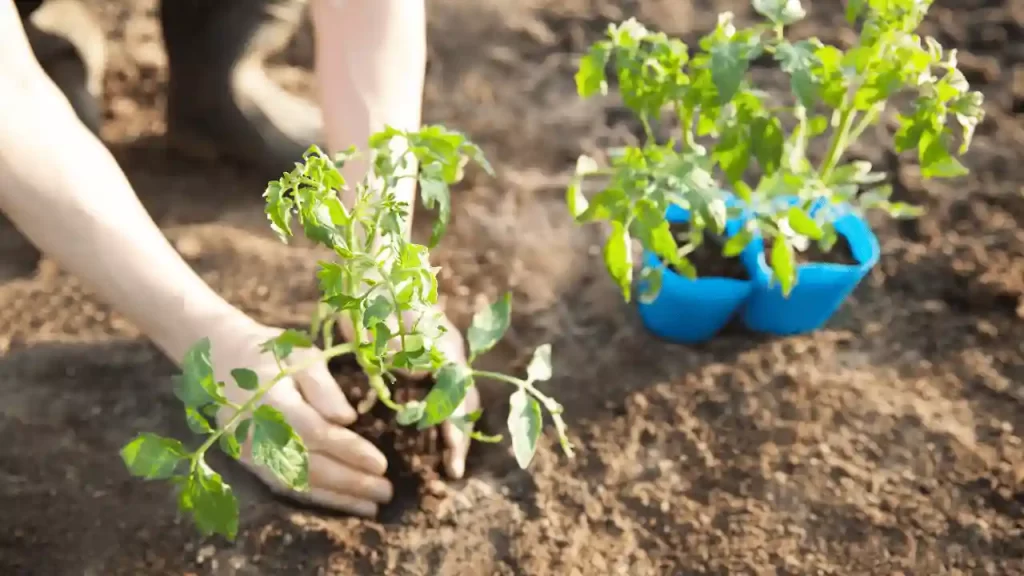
178, 462, 239, 541
722, 229, 753, 258
231, 368, 259, 391
812, 45, 847, 108
420, 363, 474, 428
250, 405, 309, 491
448, 408, 485, 436
121, 433, 188, 480
362, 295, 394, 329
219, 432, 242, 460
396, 400, 426, 426
709, 42, 749, 104
637, 265, 665, 304
324, 293, 362, 312
466, 293, 512, 361
714, 123, 752, 185
753, 0, 806, 25
919, 130, 969, 179
770, 236, 796, 297
845, 0, 865, 23
707, 32, 761, 105
263, 180, 294, 240
567, 155, 597, 219
186, 407, 215, 435
576, 42, 610, 97
604, 220, 634, 302
526, 344, 553, 383
633, 200, 679, 268
786, 207, 823, 240
751, 116, 784, 175
261, 329, 313, 361
174, 338, 224, 409
418, 165, 451, 247
775, 40, 820, 109
507, 389, 543, 469
234, 418, 252, 445
566, 179, 589, 220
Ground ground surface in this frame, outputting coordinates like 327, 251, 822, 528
1, 0, 1023, 574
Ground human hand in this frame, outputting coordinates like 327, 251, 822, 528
339, 305, 479, 479
207, 318, 393, 517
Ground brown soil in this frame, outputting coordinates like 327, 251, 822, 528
2, 0, 1024, 574
766, 233, 859, 267
668, 222, 749, 280
326, 355, 447, 525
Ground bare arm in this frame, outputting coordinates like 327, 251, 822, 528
310, 0, 426, 231
0, 0, 247, 362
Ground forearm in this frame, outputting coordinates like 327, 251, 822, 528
0, 52, 245, 362
310, 0, 426, 229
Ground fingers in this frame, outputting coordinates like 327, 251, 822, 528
254, 462, 383, 518
441, 421, 469, 479
308, 453, 393, 504
294, 487, 379, 518
441, 386, 480, 480
290, 350, 357, 425
275, 383, 388, 475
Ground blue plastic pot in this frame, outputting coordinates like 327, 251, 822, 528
636, 203, 753, 344
739, 201, 880, 335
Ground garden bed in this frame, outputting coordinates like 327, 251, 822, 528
1, 0, 1023, 574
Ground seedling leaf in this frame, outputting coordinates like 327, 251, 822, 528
775, 40, 820, 108
260, 329, 313, 361
786, 206, 823, 240
231, 368, 259, 391
396, 400, 426, 426
467, 293, 512, 361
753, 0, 806, 25
219, 432, 242, 460
576, 42, 610, 97
121, 433, 188, 480
186, 407, 215, 435
604, 221, 633, 302
178, 462, 239, 541
250, 405, 309, 491
420, 363, 474, 428
526, 344, 553, 383
770, 236, 796, 297
174, 338, 224, 409
508, 389, 543, 469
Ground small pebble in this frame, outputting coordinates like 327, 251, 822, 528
426, 479, 448, 498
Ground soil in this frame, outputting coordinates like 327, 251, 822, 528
2, 0, 1024, 574
668, 221, 749, 280
766, 233, 860, 267
325, 355, 447, 525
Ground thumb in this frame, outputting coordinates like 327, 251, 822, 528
289, 349, 358, 425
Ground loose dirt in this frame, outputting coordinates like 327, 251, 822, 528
668, 222, 750, 280
1, 0, 1023, 574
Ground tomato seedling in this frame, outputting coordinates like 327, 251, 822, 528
568, 0, 984, 299
120, 125, 573, 540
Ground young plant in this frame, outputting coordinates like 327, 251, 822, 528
568, 0, 984, 300
120, 125, 574, 541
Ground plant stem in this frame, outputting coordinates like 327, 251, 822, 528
195, 342, 357, 458
819, 107, 857, 180
378, 265, 408, 351
676, 104, 697, 152
471, 369, 575, 457
640, 113, 655, 144
848, 103, 883, 144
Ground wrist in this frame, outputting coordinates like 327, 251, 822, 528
150, 295, 257, 365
